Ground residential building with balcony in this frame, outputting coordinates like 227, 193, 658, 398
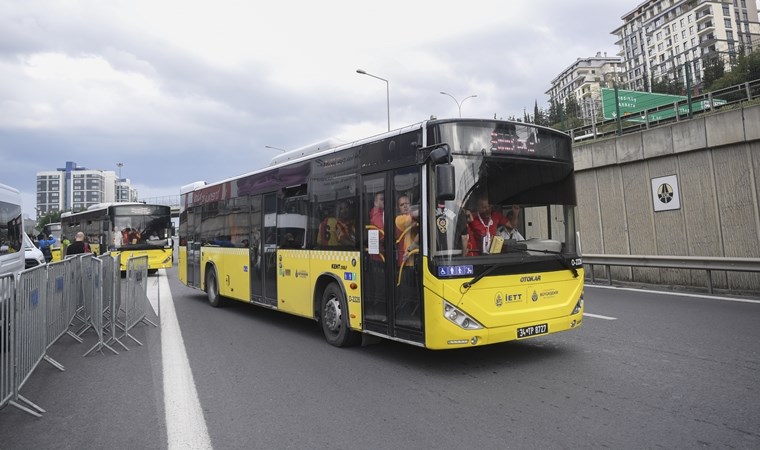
612, 0, 760, 92
546, 52, 624, 123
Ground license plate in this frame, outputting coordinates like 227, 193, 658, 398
517, 323, 548, 339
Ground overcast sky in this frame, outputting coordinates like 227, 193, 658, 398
2, 1, 654, 217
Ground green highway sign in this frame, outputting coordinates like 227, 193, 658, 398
601, 88, 726, 123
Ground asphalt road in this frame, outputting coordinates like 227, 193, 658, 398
1, 268, 758, 449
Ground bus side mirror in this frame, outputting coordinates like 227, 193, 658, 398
429, 145, 452, 164
436, 164, 455, 201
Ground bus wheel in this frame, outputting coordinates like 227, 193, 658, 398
320, 283, 360, 347
206, 267, 222, 307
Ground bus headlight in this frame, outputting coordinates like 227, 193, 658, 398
443, 301, 483, 330
572, 297, 584, 315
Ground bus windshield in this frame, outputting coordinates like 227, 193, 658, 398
113, 205, 172, 249
430, 121, 578, 268
0, 200, 23, 256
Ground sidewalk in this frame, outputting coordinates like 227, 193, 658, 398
0, 272, 168, 449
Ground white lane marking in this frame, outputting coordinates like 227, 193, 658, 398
154, 270, 213, 450
583, 313, 617, 320
586, 284, 760, 305
148, 275, 159, 316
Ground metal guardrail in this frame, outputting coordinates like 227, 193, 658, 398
583, 254, 760, 294
568, 78, 760, 142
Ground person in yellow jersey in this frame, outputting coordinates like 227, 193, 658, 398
394, 194, 420, 322
318, 201, 356, 247
394, 195, 419, 267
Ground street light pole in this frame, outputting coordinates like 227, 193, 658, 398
265, 145, 287, 153
356, 69, 390, 131
440, 92, 478, 117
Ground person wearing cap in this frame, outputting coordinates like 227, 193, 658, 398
38, 233, 57, 262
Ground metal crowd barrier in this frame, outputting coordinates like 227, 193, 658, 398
15, 265, 63, 417
105, 254, 127, 352
67, 256, 85, 342
47, 258, 82, 347
80, 255, 119, 357
0, 253, 160, 418
118, 255, 157, 346
0, 274, 15, 413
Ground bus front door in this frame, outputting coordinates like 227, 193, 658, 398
361, 170, 423, 344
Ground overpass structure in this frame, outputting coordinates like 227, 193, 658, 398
139, 195, 180, 218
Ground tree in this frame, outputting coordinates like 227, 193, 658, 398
37, 210, 62, 234
651, 75, 683, 95
701, 56, 725, 90
533, 100, 548, 126
547, 98, 562, 127
563, 94, 584, 129
708, 49, 760, 91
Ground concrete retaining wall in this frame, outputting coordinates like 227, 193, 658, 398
575, 103, 760, 292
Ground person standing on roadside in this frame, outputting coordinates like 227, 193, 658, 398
38, 233, 57, 262
66, 232, 91, 255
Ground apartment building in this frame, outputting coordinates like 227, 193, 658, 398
546, 53, 625, 122
613, 0, 760, 91
36, 161, 138, 218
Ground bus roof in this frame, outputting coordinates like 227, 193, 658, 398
0, 182, 21, 200
63, 202, 170, 218
183, 120, 429, 198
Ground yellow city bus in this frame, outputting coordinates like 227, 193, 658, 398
178, 118, 584, 349
61, 203, 174, 272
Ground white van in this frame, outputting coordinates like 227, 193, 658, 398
0, 183, 24, 277
23, 232, 45, 268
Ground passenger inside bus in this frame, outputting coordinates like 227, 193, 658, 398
394, 195, 419, 267
368, 192, 385, 259
122, 227, 142, 245
497, 206, 524, 241
318, 200, 356, 247
462, 195, 512, 255
395, 194, 420, 322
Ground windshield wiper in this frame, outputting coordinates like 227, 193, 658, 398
524, 248, 578, 278
462, 263, 504, 290
461, 248, 526, 290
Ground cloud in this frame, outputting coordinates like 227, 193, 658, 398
1, 0, 626, 217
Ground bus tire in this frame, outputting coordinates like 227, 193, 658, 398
206, 267, 223, 307
320, 283, 360, 347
